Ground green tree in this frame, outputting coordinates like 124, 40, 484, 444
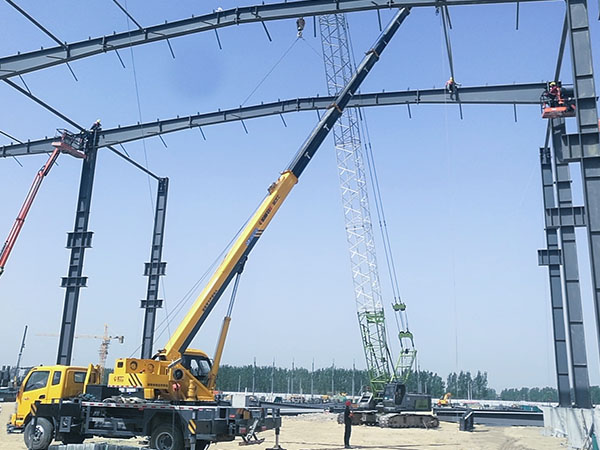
446, 372, 458, 395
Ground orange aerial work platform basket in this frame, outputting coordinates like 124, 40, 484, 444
51, 129, 86, 158
542, 105, 577, 119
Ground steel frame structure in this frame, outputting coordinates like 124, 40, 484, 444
1, 0, 598, 411
0, 83, 550, 158
536, 0, 600, 407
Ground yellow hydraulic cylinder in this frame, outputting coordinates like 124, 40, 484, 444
207, 315, 231, 390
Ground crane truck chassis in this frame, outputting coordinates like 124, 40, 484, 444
26, 398, 280, 450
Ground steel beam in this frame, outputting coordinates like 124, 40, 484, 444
140, 177, 169, 359
538, 146, 571, 406
56, 127, 101, 365
0, 0, 553, 81
0, 83, 548, 158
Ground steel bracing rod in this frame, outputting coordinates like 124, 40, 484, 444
106, 146, 160, 180
140, 177, 169, 359
551, 119, 592, 408
0, 0, 553, 80
539, 146, 571, 406
111, 0, 144, 30
440, 6, 455, 80
4, 0, 65, 49
4, 79, 83, 131
2, 78, 161, 180
554, 12, 568, 83
543, 10, 569, 151
0, 83, 548, 158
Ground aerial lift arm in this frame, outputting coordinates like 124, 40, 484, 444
158, 7, 411, 368
0, 132, 84, 276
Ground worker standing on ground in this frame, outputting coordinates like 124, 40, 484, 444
344, 400, 353, 449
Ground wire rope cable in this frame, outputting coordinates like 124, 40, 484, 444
438, 10, 459, 373
240, 37, 299, 107
120, 0, 172, 339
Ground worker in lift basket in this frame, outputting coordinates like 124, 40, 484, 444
344, 400, 353, 449
547, 81, 561, 106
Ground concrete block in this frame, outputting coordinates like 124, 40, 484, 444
541, 406, 597, 449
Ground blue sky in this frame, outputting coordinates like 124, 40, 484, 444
1, 1, 599, 392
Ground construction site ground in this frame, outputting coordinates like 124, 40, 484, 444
0, 406, 566, 450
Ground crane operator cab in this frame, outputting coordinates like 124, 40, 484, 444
382, 382, 432, 413
541, 81, 576, 119
180, 350, 211, 387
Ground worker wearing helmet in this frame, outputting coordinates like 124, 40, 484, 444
548, 82, 561, 107
296, 17, 305, 38
445, 76, 460, 99
343, 400, 353, 448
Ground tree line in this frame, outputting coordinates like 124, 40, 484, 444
216, 364, 445, 399
216, 365, 600, 405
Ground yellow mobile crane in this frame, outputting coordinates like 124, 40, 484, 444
12, 8, 410, 449
108, 6, 409, 406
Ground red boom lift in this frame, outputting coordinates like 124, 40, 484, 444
0, 130, 85, 277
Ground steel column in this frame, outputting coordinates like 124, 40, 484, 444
538, 147, 572, 406
564, 0, 600, 372
56, 128, 100, 365
552, 119, 592, 408
140, 177, 169, 359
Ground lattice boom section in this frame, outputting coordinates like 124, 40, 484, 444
320, 13, 392, 386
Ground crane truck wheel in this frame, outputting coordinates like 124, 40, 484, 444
150, 423, 184, 450
24, 417, 53, 450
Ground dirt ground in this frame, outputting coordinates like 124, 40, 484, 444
0, 404, 567, 450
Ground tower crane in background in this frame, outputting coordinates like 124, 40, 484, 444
37, 324, 124, 372
75, 324, 125, 372
0, 130, 85, 277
